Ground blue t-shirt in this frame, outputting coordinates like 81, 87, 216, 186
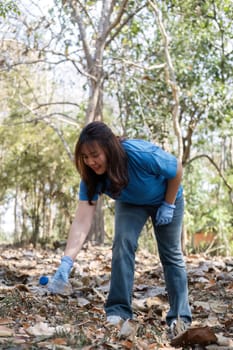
79, 139, 182, 205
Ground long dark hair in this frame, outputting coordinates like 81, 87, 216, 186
75, 121, 128, 204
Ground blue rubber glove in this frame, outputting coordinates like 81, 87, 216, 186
156, 201, 176, 226
48, 256, 73, 294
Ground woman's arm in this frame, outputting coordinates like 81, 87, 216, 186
64, 200, 97, 260
165, 160, 183, 205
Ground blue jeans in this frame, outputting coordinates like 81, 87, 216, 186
104, 195, 192, 326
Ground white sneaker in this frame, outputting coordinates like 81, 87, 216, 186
170, 318, 190, 338
106, 315, 123, 325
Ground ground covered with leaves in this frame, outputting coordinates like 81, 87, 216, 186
0, 244, 233, 350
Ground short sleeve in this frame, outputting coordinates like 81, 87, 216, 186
78, 180, 99, 201
147, 147, 178, 179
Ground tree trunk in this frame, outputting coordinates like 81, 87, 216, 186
62, 0, 140, 245
88, 197, 105, 244
13, 184, 20, 243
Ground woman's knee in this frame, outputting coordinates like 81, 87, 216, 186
159, 247, 185, 268
113, 232, 138, 255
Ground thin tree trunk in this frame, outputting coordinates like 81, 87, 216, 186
88, 197, 105, 244
13, 184, 20, 243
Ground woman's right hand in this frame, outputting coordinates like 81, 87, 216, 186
47, 200, 96, 294
48, 256, 73, 294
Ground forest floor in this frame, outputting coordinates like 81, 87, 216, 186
0, 243, 233, 350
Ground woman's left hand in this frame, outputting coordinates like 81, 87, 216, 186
156, 201, 176, 226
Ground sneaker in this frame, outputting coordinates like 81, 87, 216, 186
169, 318, 190, 338
106, 315, 123, 325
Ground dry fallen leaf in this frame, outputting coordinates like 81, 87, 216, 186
1, 246, 233, 349
171, 326, 218, 347
0, 318, 14, 325
51, 337, 68, 345
25, 322, 55, 336
209, 301, 228, 314
216, 333, 233, 346
119, 319, 138, 341
0, 325, 14, 337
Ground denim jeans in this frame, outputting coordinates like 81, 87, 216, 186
104, 195, 192, 326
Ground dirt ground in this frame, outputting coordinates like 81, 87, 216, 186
0, 244, 233, 349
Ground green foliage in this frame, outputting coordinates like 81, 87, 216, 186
0, 1, 20, 17
0, 120, 79, 244
183, 158, 233, 255
161, 0, 233, 139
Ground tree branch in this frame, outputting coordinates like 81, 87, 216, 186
112, 56, 165, 70
188, 154, 233, 205
149, 0, 183, 160
105, 0, 129, 37
3, 112, 78, 127
44, 119, 74, 161
105, 3, 147, 47
65, 0, 93, 70
33, 101, 80, 109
